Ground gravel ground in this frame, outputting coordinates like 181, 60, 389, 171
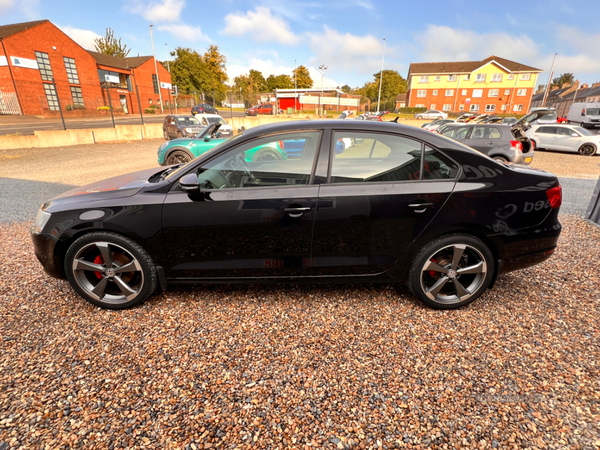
1, 216, 598, 450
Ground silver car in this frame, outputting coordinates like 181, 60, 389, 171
526, 124, 599, 156
414, 110, 448, 120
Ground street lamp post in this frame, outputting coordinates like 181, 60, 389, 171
376, 38, 386, 113
319, 64, 327, 116
165, 43, 170, 72
149, 25, 164, 113
294, 59, 297, 114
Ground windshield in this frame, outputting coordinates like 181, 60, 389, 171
165, 133, 244, 181
586, 108, 600, 116
207, 117, 227, 125
574, 126, 595, 136
177, 117, 200, 125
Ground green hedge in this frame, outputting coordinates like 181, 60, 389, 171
396, 107, 427, 115
144, 108, 156, 114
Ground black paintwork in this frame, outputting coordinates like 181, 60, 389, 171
32, 120, 562, 289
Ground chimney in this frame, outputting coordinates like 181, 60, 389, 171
592, 82, 600, 88
559, 80, 580, 97
581, 84, 589, 89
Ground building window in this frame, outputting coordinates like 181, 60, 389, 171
473, 89, 483, 98
63, 57, 79, 84
520, 73, 531, 80
432, 90, 438, 96
461, 89, 468, 96
70, 86, 84, 106
434, 75, 440, 82
448, 75, 457, 81
464, 74, 470, 81
517, 89, 527, 96
126, 76, 133, 92
419, 76, 428, 83
485, 104, 496, 112
470, 104, 480, 112
430, 104, 436, 110
445, 89, 454, 96
417, 90, 426, 98
43, 83, 59, 110
443, 104, 452, 111
459, 104, 464, 111
475, 73, 486, 82
507, 74, 514, 80
148, 99, 153, 104
415, 104, 425, 107
491, 73, 502, 82
35, 51, 53, 81
504, 89, 511, 96
514, 104, 523, 112
501, 105, 507, 111
489, 89, 499, 97
152, 74, 159, 94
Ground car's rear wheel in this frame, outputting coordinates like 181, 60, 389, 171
492, 155, 509, 163
578, 143, 597, 156
253, 147, 282, 162
65, 232, 157, 309
163, 129, 170, 140
166, 150, 193, 165
407, 234, 494, 309
417, 115, 423, 119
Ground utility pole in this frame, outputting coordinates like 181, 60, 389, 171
294, 59, 297, 113
319, 64, 327, 116
542, 53, 557, 108
165, 43, 170, 72
377, 38, 386, 113
149, 25, 164, 113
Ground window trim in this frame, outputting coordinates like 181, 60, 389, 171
63, 56, 80, 85
35, 51, 53, 82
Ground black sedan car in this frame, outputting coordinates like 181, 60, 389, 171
32, 121, 562, 310
191, 103, 218, 115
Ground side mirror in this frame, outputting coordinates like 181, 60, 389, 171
179, 173, 201, 196
215, 132, 221, 138
204, 135, 211, 142
571, 133, 578, 137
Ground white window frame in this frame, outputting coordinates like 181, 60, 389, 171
517, 89, 527, 96
430, 104, 436, 110
419, 76, 429, 83
443, 104, 452, 111
461, 89, 468, 96
470, 104, 480, 112
514, 104, 523, 112
415, 104, 425, 107
507, 74, 514, 80
445, 89, 454, 97
520, 73, 531, 80
459, 104, 464, 111
417, 90, 426, 98
434, 75, 441, 82
504, 89, 511, 96
491, 73, 503, 82
448, 75, 457, 81
472, 89, 483, 98
485, 104, 496, 112
488, 89, 499, 97
432, 90, 438, 96
475, 73, 486, 82
501, 104, 507, 111
464, 74, 471, 81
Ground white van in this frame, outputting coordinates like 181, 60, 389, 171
567, 102, 600, 128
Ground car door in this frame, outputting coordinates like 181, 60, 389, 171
465, 125, 500, 156
162, 131, 323, 279
311, 130, 458, 276
167, 116, 178, 137
553, 127, 580, 152
538, 126, 558, 149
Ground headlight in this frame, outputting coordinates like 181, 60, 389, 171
159, 142, 168, 151
35, 209, 51, 233
185, 128, 192, 132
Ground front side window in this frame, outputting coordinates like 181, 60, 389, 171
556, 127, 573, 136
35, 51, 53, 81
63, 57, 79, 84
70, 86, 84, 106
195, 131, 320, 190
43, 83, 59, 110
441, 126, 469, 140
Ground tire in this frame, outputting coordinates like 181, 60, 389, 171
407, 234, 494, 309
252, 147, 282, 162
417, 115, 423, 119
166, 150, 193, 165
530, 139, 540, 150
163, 129, 170, 140
581, 122, 585, 128
492, 156, 509, 163
65, 232, 157, 309
578, 143, 597, 156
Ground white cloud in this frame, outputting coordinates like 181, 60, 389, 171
126, 0, 185, 23
222, 6, 299, 45
157, 23, 209, 42
59, 25, 102, 51
0, 0, 14, 11
0, 0, 39, 18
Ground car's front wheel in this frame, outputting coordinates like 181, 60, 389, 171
166, 150, 193, 165
407, 234, 494, 309
65, 232, 157, 309
417, 115, 423, 119
578, 143, 597, 156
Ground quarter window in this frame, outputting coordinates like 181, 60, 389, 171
35, 51, 53, 81
63, 57, 79, 84
195, 132, 320, 189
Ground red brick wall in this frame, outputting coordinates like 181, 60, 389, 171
131, 59, 172, 114
0, 21, 103, 115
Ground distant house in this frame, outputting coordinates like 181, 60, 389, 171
395, 93, 406, 110
530, 81, 600, 116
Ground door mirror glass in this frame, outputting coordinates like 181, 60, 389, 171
179, 173, 201, 196
571, 132, 579, 137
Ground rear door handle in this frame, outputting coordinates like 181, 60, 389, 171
284, 207, 311, 218
408, 202, 434, 213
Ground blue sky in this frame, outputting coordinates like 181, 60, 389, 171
2, 0, 600, 88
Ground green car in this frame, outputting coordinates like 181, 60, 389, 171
158, 124, 286, 166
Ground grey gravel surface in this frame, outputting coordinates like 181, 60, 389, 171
1, 216, 599, 449
558, 177, 598, 216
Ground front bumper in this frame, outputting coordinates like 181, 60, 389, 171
31, 227, 64, 279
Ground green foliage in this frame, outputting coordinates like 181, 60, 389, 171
65, 104, 86, 111
341, 84, 352, 93
397, 107, 427, 114
234, 69, 268, 105
94, 28, 131, 58
144, 108, 156, 114
74, 104, 86, 110
149, 104, 157, 110
551, 73, 575, 89
292, 65, 313, 89
266, 74, 294, 91
360, 70, 407, 111
65, 104, 73, 111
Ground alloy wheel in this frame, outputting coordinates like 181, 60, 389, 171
578, 144, 596, 156
419, 244, 487, 305
71, 242, 144, 305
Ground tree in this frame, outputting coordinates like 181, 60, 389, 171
361, 70, 407, 111
341, 84, 352, 93
234, 69, 268, 106
266, 74, 294, 91
202, 45, 229, 104
292, 65, 313, 88
94, 28, 130, 58
551, 73, 574, 89
249, 69, 267, 92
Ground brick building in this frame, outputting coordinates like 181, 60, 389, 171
0, 19, 171, 116
406, 56, 542, 114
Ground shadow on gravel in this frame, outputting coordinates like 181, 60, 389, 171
0, 177, 76, 223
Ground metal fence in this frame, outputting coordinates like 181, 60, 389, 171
0, 91, 21, 115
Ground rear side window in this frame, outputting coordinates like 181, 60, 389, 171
541, 127, 558, 134
423, 146, 459, 180
441, 127, 469, 140
556, 127, 572, 136
471, 126, 501, 139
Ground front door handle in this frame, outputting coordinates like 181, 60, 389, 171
284, 206, 311, 218
408, 202, 434, 213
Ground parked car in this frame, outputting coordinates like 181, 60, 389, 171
423, 119, 456, 131
415, 110, 447, 120
438, 123, 534, 164
514, 108, 557, 127
502, 117, 518, 125
456, 113, 475, 122
163, 115, 203, 140
245, 103, 283, 116
191, 103, 218, 115
469, 114, 491, 124
526, 124, 599, 156
566, 102, 600, 128
194, 114, 233, 137
365, 111, 390, 121
557, 116, 568, 124
32, 120, 562, 311
157, 124, 286, 166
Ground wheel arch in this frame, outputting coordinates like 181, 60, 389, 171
578, 142, 597, 154
164, 146, 195, 163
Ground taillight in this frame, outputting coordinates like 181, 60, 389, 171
378, 116, 383, 121
510, 140, 523, 152
546, 185, 562, 209
530, 140, 535, 150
